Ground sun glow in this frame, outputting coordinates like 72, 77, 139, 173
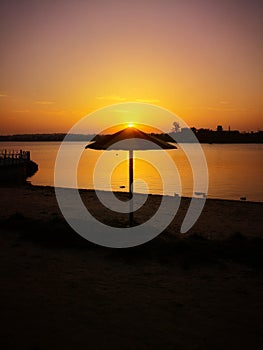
128, 123, 135, 128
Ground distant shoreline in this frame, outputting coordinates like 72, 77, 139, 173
0, 129, 263, 144
49, 184, 263, 204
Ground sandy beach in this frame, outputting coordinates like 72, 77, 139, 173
0, 184, 263, 349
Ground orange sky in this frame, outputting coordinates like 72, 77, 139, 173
0, 0, 262, 134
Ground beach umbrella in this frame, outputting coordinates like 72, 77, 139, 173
85, 126, 177, 226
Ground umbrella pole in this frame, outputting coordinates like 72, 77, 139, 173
129, 149, 134, 226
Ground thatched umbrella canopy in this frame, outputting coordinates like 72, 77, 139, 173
86, 126, 177, 225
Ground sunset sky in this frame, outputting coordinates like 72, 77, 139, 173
0, 0, 262, 134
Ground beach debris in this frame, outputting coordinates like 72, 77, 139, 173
194, 191, 206, 198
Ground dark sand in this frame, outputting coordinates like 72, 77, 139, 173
0, 185, 263, 349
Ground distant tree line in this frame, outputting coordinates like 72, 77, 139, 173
0, 128, 263, 143
169, 128, 263, 143
152, 127, 263, 144
0, 133, 95, 142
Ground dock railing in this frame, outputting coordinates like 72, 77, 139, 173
0, 149, 31, 165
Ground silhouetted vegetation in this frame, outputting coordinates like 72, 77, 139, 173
0, 128, 263, 143
0, 133, 95, 142
154, 128, 263, 143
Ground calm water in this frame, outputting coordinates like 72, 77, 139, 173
1, 142, 263, 202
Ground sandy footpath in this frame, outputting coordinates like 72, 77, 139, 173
0, 185, 263, 350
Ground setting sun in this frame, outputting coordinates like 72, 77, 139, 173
128, 123, 135, 128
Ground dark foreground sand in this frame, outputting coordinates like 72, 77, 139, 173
0, 185, 263, 349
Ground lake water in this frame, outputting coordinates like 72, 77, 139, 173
1, 142, 263, 202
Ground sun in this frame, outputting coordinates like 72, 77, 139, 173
127, 123, 135, 128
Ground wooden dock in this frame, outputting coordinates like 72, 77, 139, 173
0, 149, 31, 165
0, 149, 38, 183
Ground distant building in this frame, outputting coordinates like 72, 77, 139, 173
217, 125, 223, 132
181, 127, 192, 133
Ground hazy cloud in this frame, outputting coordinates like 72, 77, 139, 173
13, 109, 31, 113
35, 100, 55, 105
207, 106, 238, 112
97, 95, 127, 102
135, 98, 160, 103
